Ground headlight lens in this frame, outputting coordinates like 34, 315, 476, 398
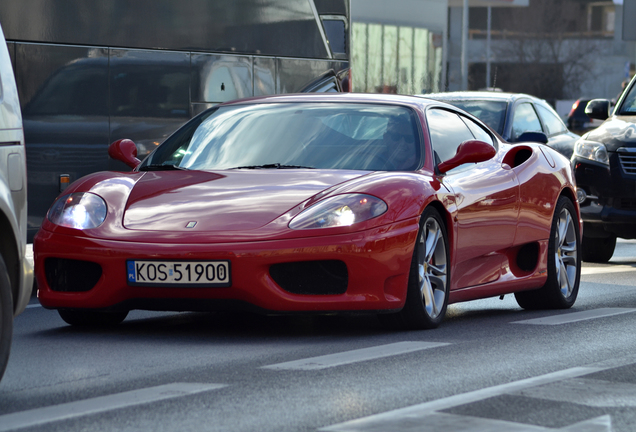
48, 192, 107, 229
289, 194, 388, 230
573, 140, 609, 165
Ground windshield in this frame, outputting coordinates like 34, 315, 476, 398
619, 83, 636, 115
443, 100, 507, 135
141, 103, 422, 171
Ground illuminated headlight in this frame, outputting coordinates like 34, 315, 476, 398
573, 140, 609, 165
48, 192, 107, 229
289, 194, 387, 230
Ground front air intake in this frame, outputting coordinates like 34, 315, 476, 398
269, 260, 348, 295
45, 258, 102, 292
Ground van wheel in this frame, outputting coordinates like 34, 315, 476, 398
0, 255, 14, 382
581, 233, 616, 263
58, 309, 128, 327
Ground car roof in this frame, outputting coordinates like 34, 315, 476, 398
417, 91, 544, 104
218, 92, 450, 111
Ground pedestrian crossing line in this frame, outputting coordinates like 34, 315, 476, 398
581, 265, 636, 275
322, 354, 636, 431
262, 341, 451, 371
513, 377, 636, 407
320, 365, 611, 431
0, 383, 226, 431
512, 307, 636, 325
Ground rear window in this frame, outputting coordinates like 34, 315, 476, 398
443, 100, 507, 135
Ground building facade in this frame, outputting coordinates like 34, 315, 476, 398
350, 0, 447, 94
446, 0, 635, 105
352, 0, 635, 109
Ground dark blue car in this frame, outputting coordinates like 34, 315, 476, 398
419, 91, 579, 159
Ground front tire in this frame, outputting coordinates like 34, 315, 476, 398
58, 309, 128, 327
379, 207, 450, 330
515, 197, 580, 310
0, 255, 13, 382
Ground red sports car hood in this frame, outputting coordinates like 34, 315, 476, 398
122, 170, 365, 232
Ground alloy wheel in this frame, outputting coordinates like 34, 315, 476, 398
418, 216, 448, 319
555, 207, 578, 299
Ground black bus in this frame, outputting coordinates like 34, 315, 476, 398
0, 0, 350, 241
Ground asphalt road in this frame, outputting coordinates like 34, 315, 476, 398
3, 242, 636, 431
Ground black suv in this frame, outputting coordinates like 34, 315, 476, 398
572, 74, 636, 262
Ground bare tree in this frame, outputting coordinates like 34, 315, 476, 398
489, 0, 601, 100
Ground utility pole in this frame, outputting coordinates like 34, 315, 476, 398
486, 6, 491, 89
461, 0, 469, 90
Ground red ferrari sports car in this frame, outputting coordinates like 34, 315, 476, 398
34, 93, 581, 329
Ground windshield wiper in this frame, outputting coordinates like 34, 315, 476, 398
139, 164, 187, 171
232, 163, 314, 169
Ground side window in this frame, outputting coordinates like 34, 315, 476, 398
511, 103, 543, 141
460, 115, 495, 146
620, 84, 636, 113
426, 109, 475, 164
321, 18, 348, 56
111, 69, 190, 118
536, 104, 567, 135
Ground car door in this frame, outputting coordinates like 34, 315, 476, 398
427, 108, 520, 289
535, 102, 578, 159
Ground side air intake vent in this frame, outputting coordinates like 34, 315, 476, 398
45, 258, 102, 292
270, 260, 348, 295
503, 146, 533, 168
516, 243, 539, 272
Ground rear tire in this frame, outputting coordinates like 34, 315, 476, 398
581, 233, 616, 263
379, 207, 450, 330
0, 255, 13, 382
515, 197, 580, 310
58, 309, 128, 327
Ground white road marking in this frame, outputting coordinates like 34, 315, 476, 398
25, 303, 41, 309
262, 341, 450, 371
320, 365, 613, 432
512, 308, 636, 325
581, 265, 636, 275
343, 412, 612, 432
514, 377, 636, 407
0, 383, 225, 431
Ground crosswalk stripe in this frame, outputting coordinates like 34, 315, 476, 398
262, 341, 450, 371
512, 308, 636, 325
322, 354, 636, 431
320, 366, 603, 431
0, 383, 225, 431
581, 265, 636, 275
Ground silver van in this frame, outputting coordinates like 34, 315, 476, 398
0, 21, 33, 382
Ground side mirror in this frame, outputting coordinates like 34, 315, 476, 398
437, 140, 497, 173
516, 131, 548, 144
108, 139, 141, 169
585, 99, 610, 121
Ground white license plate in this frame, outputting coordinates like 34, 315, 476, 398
127, 260, 231, 287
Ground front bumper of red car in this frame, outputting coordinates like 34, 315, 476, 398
34, 219, 419, 314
